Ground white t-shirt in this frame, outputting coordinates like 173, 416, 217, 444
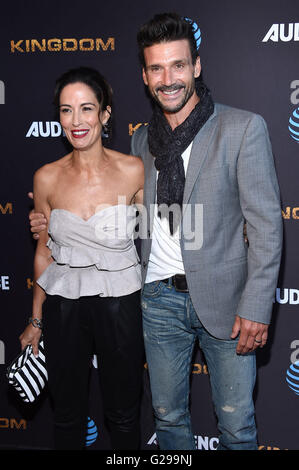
145, 142, 193, 283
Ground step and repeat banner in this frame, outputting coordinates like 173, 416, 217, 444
0, 0, 298, 451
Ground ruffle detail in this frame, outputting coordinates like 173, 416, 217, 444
37, 205, 142, 298
47, 238, 140, 271
37, 263, 141, 299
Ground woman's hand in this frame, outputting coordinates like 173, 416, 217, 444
19, 324, 42, 357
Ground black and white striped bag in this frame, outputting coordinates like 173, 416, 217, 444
6, 340, 48, 403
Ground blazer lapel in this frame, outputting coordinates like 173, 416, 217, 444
183, 108, 218, 208
144, 147, 156, 205
143, 147, 157, 234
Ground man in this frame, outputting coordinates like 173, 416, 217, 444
130, 13, 282, 450
30, 13, 282, 450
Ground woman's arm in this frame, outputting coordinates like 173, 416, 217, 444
19, 168, 53, 356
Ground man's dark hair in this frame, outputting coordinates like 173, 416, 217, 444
137, 12, 199, 67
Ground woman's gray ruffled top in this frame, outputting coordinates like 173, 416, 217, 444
37, 205, 141, 299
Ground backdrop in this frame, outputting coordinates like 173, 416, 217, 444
0, 0, 298, 451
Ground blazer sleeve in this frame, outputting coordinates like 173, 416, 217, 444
130, 130, 137, 156
130, 125, 148, 160
236, 114, 283, 324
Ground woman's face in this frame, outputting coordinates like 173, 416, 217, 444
59, 82, 109, 150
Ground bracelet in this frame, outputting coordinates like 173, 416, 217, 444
29, 317, 43, 329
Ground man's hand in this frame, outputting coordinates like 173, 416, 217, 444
28, 192, 47, 240
231, 315, 268, 355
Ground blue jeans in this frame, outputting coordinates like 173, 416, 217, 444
141, 280, 257, 450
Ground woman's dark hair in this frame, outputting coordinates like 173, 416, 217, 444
137, 12, 199, 67
53, 66, 113, 139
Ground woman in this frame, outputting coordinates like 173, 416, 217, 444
19, 67, 144, 450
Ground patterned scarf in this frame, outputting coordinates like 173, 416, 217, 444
148, 79, 214, 234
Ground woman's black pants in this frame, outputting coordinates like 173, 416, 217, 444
42, 291, 144, 450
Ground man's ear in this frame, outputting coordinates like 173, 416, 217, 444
142, 68, 148, 86
194, 56, 201, 78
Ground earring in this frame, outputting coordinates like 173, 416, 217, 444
102, 122, 109, 139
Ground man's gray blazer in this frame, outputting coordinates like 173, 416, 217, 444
131, 103, 283, 340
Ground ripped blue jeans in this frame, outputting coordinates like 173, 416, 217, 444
141, 280, 257, 450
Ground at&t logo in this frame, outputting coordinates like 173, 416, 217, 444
86, 417, 98, 446
287, 364, 299, 394
286, 341, 299, 396
184, 17, 201, 49
289, 81, 299, 143
289, 107, 299, 143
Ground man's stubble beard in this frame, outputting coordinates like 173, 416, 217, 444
152, 80, 196, 114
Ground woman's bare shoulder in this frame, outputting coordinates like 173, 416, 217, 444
34, 154, 71, 183
110, 149, 144, 172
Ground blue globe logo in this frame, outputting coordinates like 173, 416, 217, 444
85, 417, 98, 446
184, 17, 201, 49
289, 107, 299, 142
286, 361, 299, 395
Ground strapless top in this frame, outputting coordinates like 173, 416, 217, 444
37, 205, 141, 299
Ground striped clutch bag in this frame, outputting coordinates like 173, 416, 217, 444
6, 340, 48, 403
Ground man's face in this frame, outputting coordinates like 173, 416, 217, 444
142, 39, 201, 115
